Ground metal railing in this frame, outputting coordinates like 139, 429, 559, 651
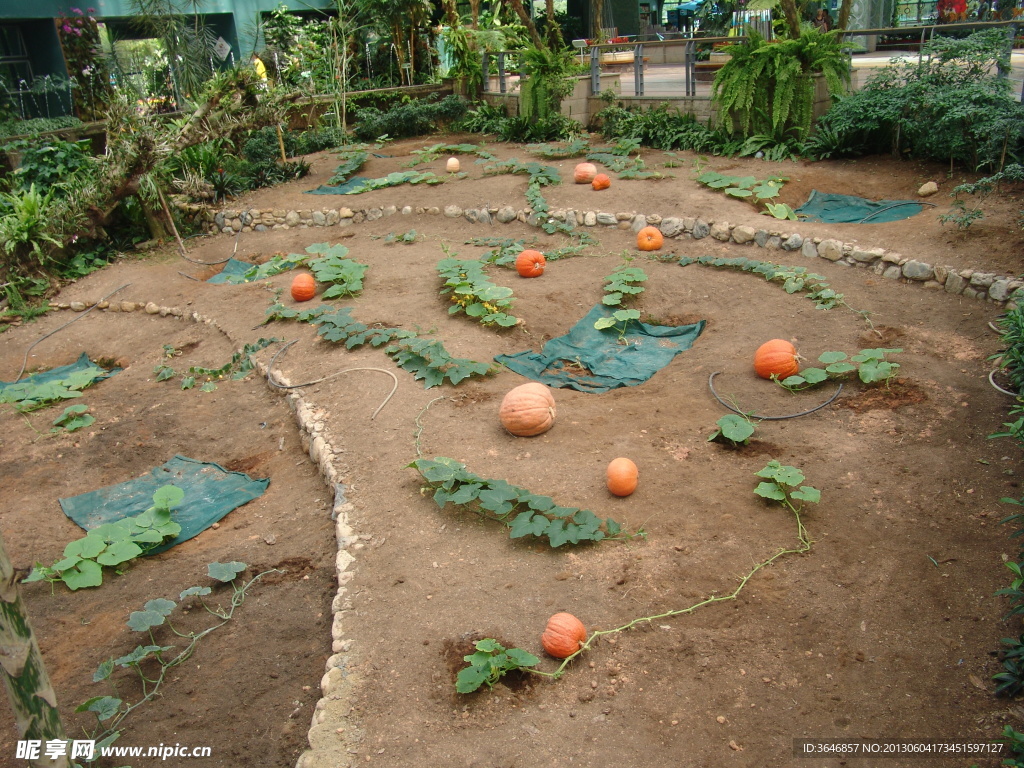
473, 20, 1022, 101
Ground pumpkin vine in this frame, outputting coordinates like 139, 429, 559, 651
437, 253, 519, 328
409, 457, 645, 548
264, 304, 495, 388
455, 461, 817, 692
678, 254, 846, 311
405, 142, 497, 167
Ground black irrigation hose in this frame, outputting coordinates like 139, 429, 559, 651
708, 371, 843, 420
265, 339, 398, 420
857, 201, 937, 224
13, 283, 131, 383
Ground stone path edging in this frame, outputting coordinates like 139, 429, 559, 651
195, 202, 1024, 306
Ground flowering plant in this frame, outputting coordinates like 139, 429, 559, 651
56, 8, 112, 120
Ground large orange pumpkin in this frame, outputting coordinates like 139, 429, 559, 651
636, 226, 664, 251
591, 173, 611, 191
754, 339, 800, 379
291, 273, 316, 302
499, 382, 556, 436
541, 612, 587, 659
574, 162, 598, 184
516, 250, 546, 278
606, 457, 639, 496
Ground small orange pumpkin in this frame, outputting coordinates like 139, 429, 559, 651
574, 162, 598, 184
515, 249, 546, 278
499, 382, 556, 437
591, 173, 611, 191
754, 339, 800, 379
446, 157, 460, 173
636, 226, 664, 251
541, 612, 587, 659
606, 457, 639, 497
291, 273, 316, 302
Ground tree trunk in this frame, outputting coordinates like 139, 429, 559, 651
545, 0, 563, 47
779, 0, 802, 38
590, 0, 603, 39
0, 532, 70, 768
837, 0, 852, 31
509, 0, 544, 48
140, 194, 172, 242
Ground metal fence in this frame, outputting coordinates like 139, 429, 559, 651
484, 20, 1022, 103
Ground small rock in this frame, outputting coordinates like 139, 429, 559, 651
444, 205, 463, 218
284, 211, 301, 227
69, 301, 87, 312
710, 221, 732, 241
918, 181, 939, 197
731, 225, 756, 244
596, 212, 617, 226
584, 211, 597, 226
659, 217, 684, 238
496, 206, 517, 223
817, 239, 844, 261
691, 219, 710, 239
781, 233, 803, 251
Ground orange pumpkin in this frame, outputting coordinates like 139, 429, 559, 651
754, 339, 800, 379
515, 250, 546, 278
591, 173, 611, 191
499, 382, 556, 436
606, 457, 639, 497
636, 226, 664, 251
574, 162, 598, 184
541, 612, 587, 659
291, 273, 316, 302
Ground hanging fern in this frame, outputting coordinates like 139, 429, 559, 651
712, 28, 850, 140
519, 45, 578, 122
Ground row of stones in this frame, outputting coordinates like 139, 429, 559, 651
36, 295, 362, 767
203, 204, 1023, 306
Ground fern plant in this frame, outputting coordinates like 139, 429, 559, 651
712, 28, 850, 141
518, 45, 579, 122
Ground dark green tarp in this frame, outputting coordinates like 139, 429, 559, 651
796, 190, 923, 224
205, 258, 259, 284
60, 455, 270, 554
0, 352, 119, 396
304, 176, 371, 195
495, 304, 705, 393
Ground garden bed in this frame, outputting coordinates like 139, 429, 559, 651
2, 138, 1023, 767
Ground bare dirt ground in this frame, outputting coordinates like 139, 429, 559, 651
2, 136, 1024, 768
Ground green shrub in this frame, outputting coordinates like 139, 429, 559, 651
810, 29, 1024, 170
352, 94, 468, 141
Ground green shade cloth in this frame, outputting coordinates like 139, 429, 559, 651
796, 190, 923, 224
59, 455, 270, 554
206, 258, 259, 284
304, 176, 371, 195
0, 352, 119, 393
495, 304, 705, 392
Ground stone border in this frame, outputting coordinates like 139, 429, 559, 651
194, 203, 1024, 306
38, 298, 361, 768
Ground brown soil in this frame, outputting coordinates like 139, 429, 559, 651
2, 137, 1024, 768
